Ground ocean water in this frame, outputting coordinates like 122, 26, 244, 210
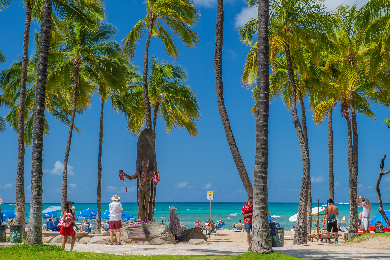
1, 202, 388, 230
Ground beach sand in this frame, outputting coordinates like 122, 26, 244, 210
2, 229, 390, 259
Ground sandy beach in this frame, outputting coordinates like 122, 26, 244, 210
2, 228, 390, 259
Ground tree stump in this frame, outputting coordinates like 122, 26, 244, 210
136, 128, 156, 221
374, 221, 385, 233
344, 233, 361, 242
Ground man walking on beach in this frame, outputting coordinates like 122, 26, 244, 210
241, 197, 253, 250
109, 195, 123, 245
356, 196, 371, 233
324, 199, 339, 244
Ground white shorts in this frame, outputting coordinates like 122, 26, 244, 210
361, 218, 370, 230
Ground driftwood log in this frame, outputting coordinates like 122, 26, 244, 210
376, 155, 390, 226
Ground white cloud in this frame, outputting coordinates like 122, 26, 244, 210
234, 6, 257, 28
175, 182, 188, 188
335, 181, 340, 185
107, 186, 118, 191
26, 185, 31, 191
50, 161, 74, 176
204, 183, 212, 189
311, 175, 325, 183
384, 175, 390, 182
358, 184, 363, 188
69, 184, 76, 188
1, 183, 13, 189
367, 186, 373, 189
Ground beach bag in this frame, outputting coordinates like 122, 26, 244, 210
328, 213, 337, 224
57, 219, 71, 228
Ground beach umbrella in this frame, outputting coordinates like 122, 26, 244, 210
42, 211, 57, 219
102, 210, 110, 219
2, 210, 15, 219
370, 210, 390, 227
76, 208, 97, 219
121, 212, 133, 220
42, 206, 61, 213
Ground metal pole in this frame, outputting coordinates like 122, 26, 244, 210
209, 199, 211, 238
317, 199, 320, 235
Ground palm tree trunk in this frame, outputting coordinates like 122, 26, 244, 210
15, 0, 32, 227
26, 0, 52, 245
377, 156, 390, 226
96, 97, 104, 235
328, 108, 334, 201
214, 0, 253, 198
252, 0, 272, 253
152, 102, 159, 137
298, 92, 312, 236
142, 15, 155, 130
349, 92, 358, 233
61, 62, 80, 214
284, 43, 309, 245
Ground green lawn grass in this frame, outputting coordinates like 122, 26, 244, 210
0, 244, 309, 260
348, 233, 390, 243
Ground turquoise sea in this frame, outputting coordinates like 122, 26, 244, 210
1, 202, 389, 230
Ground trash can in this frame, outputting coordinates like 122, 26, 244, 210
10, 225, 23, 243
272, 227, 284, 247
0, 225, 6, 242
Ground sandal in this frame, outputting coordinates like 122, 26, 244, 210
110, 242, 114, 245
118, 242, 122, 245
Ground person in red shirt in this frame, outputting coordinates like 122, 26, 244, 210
242, 197, 253, 250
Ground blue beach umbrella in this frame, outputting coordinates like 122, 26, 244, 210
76, 208, 97, 219
121, 212, 133, 220
42, 211, 57, 219
102, 210, 110, 219
2, 210, 15, 219
370, 210, 390, 227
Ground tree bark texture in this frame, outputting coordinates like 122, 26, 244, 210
252, 0, 272, 253
214, 0, 253, 198
377, 156, 390, 226
15, 0, 32, 227
152, 102, 159, 137
328, 108, 334, 201
142, 15, 155, 130
284, 43, 309, 245
96, 97, 104, 234
61, 62, 80, 214
26, 0, 52, 245
298, 92, 312, 235
349, 92, 358, 233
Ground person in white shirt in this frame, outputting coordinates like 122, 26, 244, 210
109, 195, 123, 245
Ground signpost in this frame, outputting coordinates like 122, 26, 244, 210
207, 191, 214, 238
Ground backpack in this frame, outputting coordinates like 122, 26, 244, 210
328, 207, 337, 224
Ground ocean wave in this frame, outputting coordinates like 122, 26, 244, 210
230, 213, 240, 216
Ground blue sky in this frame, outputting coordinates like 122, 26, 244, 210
2, 0, 390, 204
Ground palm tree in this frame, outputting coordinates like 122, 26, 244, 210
213, 0, 253, 198
311, 2, 390, 233
49, 21, 130, 218
27, 0, 53, 245
12, 0, 104, 227
251, 0, 273, 253
240, 0, 328, 243
0, 49, 5, 63
93, 59, 137, 235
122, 0, 199, 131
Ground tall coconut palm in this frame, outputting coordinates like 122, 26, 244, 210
249, 0, 272, 253
27, 0, 53, 245
240, 0, 328, 243
213, 0, 253, 198
0, 49, 5, 63
92, 60, 137, 235
117, 57, 200, 138
50, 21, 129, 216
13, 0, 104, 227
122, 0, 199, 131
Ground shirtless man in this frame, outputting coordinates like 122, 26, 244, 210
324, 199, 339, 244
123, 159, 155, 221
